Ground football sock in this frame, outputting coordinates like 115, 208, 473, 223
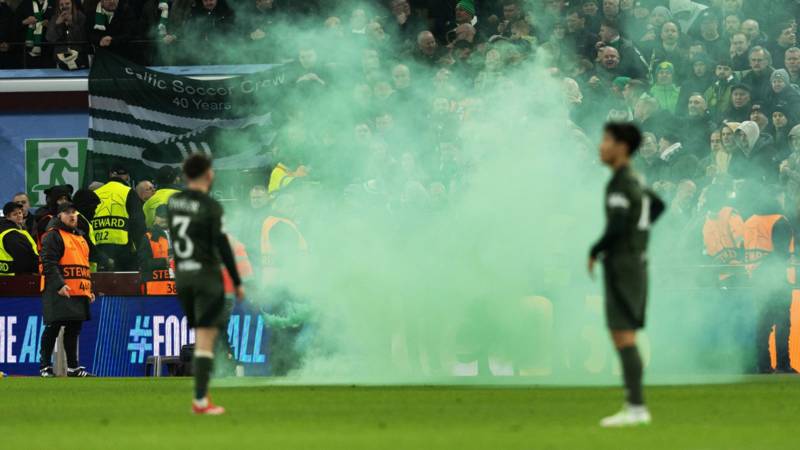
618, 345, 644, 406
193, 350, 214, 401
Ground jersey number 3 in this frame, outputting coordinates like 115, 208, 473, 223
172, 215, 194, 259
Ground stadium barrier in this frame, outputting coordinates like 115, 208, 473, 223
1, 273, 799, 376
0, 275, 269, 376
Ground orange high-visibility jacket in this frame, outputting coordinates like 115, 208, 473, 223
41, 229, 92, 297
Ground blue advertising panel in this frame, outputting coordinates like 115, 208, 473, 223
0, 296, 269, 376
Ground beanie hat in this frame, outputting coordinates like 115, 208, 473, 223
789, 124, 800, 138
457, 0, 475, 15
771, 69, 790, 84
656, 61, 675, 74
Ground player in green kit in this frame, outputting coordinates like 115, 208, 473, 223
588, 123, 665, 427
167, 153, 245, 415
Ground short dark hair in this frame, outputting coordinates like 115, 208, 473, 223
604, 122, 642, 155
182, 153, 212, 180
2, 202, 23, 217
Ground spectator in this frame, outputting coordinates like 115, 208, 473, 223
45, 0, 88, 70
15, 0, 54, 68
597, 19, 648, 79
388, 0, 426, 50
729, 31, 752, 71
728, 120, 776, 182
779, 124, 800, 208
11, 192, 37, 236
644, 20, 689, 83
770, 105, 798, 158
749, 104, 770, 132
721, 13, 741, 40
0, 202, 38, 276
677, 53, 715, 116
34, 184, 73, 246
564, 8, 598, 60
765, 69, 800, 119
135, 180, 156, 203
741, 46, 775, 104
741, 19, 767, 48
88, 0, 135, 58
722, 83, 754, 123
684, 94, 715, 157
71, 188, 103, 268
180, 0, 234, 62
638, 6, 671, 44
414, 30, 447, 66
650, 61, 680, 113
694, 10, 727, 63
784, 47, 800, 84
704, 58, 737, 121
768, 23, 797, 70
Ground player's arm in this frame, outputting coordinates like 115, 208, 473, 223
590, 192, 632, 260
645, 189, 666, 224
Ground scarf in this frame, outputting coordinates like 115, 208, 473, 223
94, 2, 114, 31
25, 0, 48, 57
157, 1, 169, 36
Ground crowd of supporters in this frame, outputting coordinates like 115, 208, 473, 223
2, 0, 800, 372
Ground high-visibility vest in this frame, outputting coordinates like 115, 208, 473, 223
141, 231, 175, 295
222, 234, 253, 294
92, 181, 131, 245
744, 214, 796, 282
260, 216, 308, 283
41, 229, 92, 297
78, 212, 96, 245
0, 228, 38, 276
143, 188, 180, 229
268, 163, 308, 194
703, 207, 744, 264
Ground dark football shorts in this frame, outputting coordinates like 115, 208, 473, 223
603, 255, 648, 330
175, 269, 227, 328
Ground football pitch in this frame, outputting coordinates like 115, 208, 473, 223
2, 377, 798, 449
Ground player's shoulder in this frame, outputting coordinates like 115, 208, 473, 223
167, 190, 204, 214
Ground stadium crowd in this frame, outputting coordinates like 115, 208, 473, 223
2, 0, 800, 373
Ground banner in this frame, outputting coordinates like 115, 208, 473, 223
25, 138, 87, 207
0, 297, 270, 377
88, 51, 290, 180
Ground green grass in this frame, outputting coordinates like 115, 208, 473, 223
1, 377, 798, 449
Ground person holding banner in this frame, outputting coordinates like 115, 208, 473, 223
39, 202, 96, 378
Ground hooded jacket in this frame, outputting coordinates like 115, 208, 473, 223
728, 121, 778, 182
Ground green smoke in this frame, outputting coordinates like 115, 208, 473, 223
168, 2, 754, 384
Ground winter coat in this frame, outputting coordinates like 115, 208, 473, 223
728, 122, 778, 182
704, 75, 737, 122
40, 218, 93, 323
740, 68, 776, 104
